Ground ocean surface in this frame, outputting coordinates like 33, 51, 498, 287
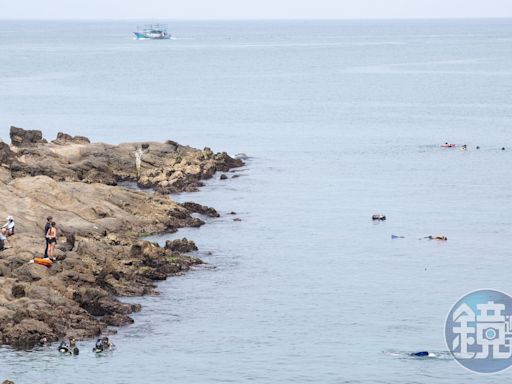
1, 19, 512, 383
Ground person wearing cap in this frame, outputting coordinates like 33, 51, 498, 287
1, 216, 14, 236
44, 216, 53, 258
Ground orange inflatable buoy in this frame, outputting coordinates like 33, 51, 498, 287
33, 258, 53, 267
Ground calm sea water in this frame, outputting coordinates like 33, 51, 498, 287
1, 19, 512, 383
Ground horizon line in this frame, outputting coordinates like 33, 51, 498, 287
1, 16, 512, 21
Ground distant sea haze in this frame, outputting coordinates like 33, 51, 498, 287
1, 19, 512, 383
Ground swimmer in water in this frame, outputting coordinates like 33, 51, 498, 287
411, 351, 436, 358
423, 235, 447, 241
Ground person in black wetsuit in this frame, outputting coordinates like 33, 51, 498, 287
44, 216, 52, 258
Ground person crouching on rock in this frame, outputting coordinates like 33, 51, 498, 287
1, 216, 15, 237
46, 221, 57, 260
44, 216, 52, 258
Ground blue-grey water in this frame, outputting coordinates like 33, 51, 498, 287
1, 19, 512, 383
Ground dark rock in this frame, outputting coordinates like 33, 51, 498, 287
220, 174, 228, 180
0, 141, 16, 167
165, 238, 198, 253
58, 230, 76, 252
181, 202, 220, 218
232, 174, 240, 178
229, 211, 237, 215
12, 263, 49, 282
53, 132, 91, 144
103, 314, 134, 327
190, 218, 205, 227
233, 218, 242, 222
140, 269, 167, 280
10, 126, 46, 147
3, 319, 55, 348
11, 284, 26, 298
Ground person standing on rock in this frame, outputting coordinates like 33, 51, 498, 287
44, 216, 52, 258
134, 147, 143, 178
46, 221, 57, 260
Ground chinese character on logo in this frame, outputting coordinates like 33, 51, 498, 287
446, 290, 512, 373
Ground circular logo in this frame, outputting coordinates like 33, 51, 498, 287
445, 289, 512, 373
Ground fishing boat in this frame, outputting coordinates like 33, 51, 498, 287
133, 24, 171, 40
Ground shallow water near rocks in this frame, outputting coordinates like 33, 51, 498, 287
1, 19, 512, 383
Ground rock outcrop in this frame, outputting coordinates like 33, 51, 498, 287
9, 126, 46, 147
181, 202, 220, 218
0, 128, 244, 348
5, 127, 244, 194
165, 238, 198, 253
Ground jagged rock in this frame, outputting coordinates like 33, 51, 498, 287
181, 202, 220, 218
12, 263, 49, 282
103, 313, 134, 326
11, 284, 26, 298
53, 132, 91, 144
165, 238, 198, 253
0, 131, 240, 349
0, 141, 16, 167
2, 319, 54, 348
10, 126, 46, 147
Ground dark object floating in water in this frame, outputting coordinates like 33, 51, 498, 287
411, 351, 435, 357
372, 214, 386, 221
229, 211, 237, 215
441, 143, 456, 148
391, 235, 404, 239
233, 218, 242, 222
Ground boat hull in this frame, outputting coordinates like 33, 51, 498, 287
133, 31, 171, 40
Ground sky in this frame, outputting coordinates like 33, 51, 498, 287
1, 0, 511, 20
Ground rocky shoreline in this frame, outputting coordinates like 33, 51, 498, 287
0, 127, 243, 348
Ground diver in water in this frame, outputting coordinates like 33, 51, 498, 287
58, 337, 79, 355
93, 336, 114, 353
